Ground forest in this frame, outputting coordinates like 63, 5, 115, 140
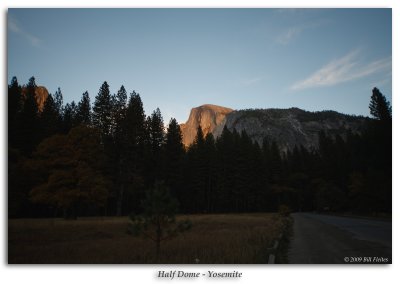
8, 76, 392, 219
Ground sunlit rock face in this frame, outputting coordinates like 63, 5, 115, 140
182, 105, 367, 151
21, 86, 49, 111
180, 104, 233, 146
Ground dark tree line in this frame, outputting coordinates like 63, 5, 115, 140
177, 87, 391, 215
8, 77, 392, 218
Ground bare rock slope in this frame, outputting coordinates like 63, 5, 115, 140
180, 104, 233, 146
181, 105, 366, 151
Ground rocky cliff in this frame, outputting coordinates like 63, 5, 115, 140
21, 86, 49, 111
181, 105, 366, 151
180, 104, 233, 146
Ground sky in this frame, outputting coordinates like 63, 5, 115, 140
7, 8, 392, 124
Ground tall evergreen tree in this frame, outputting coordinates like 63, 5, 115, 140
249, 141, 266, 211
40, 94, 59, 139
93, 81, 113, 139
269, 141, 283, 184
203, 133, 217, 212
164, 118, 185, 198
114, 92, 147, 215
26, 76, 37, 97
214, 126, 235, 212
366, 87, 392, 212
233, 130, 254, 212
8, 76, 22, 148
8, 77, 22, 124
92, 82, 114, 214
53, 88, 64, 132
112, 85, 128, 134
148, 108, 165, 151
123, 91, 147, 147
187, 126, 208, 212
145, 108, 165, 185
53, 88, 63, 117
194, 125, 205, 146
369, 87, 392, 122
62, 101, 78, 133
16, 76, 40, 154
109, 86, 128, 216
76, 91, 92, 125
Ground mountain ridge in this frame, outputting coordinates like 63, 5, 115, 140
180, 104, 233, 146
180, 104, 367, 151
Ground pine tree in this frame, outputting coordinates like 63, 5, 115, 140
112, 85, 127, 134
114, 92, 147, 215
190, 126, 207, 212
367, 87, 391, 170
8, 76, 22, 148
194, 125, 205, 147
8, 76, 22, 124
110, 87, 129, 216
76, 91, 92, 125
234, 130, 254, 212
165, 118, 184, 155
148, 108, 165, 151
269, 141, 282, 184
366, 87, 392, 212
53, 88, 63, 116
164, 118, 185, 199
62, 101, 78, 133
16, 76, 40, 154
123, 91, 147, 147
128, 182, 191, 260
92, 82, 114, 213
214, 126, 235, 212
204, 133, 216, 212
369, 87, 392, 122
27, 76, 37, 97
40, 94, 59, 139
93, 81, 113, 139
53, 88, 64, 132
250, 141, 266, 211
145, 108, 165, 185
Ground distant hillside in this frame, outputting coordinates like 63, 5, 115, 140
181, 105, 367, 151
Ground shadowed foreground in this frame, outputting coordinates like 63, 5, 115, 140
289, 213, 392, 264
9, 213, 284, 264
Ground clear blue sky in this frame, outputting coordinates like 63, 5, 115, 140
8, 8, 392, 124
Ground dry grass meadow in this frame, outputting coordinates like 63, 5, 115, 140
8, 213, 285, 264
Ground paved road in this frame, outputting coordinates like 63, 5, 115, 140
288, 213, 392, 264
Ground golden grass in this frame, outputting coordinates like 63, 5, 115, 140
8, 213, 284, 264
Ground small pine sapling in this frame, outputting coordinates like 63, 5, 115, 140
127, 182, 192, 260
